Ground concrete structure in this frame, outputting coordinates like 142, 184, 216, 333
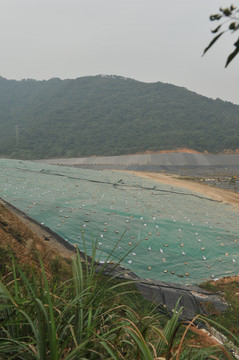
39, 153, 239, 175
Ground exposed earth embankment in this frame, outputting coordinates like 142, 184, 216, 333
38, 152, 239, 195
38, 152, 239, 174
123, 170, 239, 211
38, 152, 239, 166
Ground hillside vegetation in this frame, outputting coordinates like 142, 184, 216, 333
0, 75, 239, 159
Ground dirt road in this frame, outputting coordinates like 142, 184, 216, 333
122, 170, 239, 212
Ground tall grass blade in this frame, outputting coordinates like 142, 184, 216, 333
39, 258, 59, 360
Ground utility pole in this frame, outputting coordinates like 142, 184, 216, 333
16, 125, 19, 146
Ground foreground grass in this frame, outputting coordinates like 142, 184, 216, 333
1, 244, 238, 359
200, 280, 239, 338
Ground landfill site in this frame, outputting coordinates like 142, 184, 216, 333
41, 152, 239, 192
41, 152, 239, 175
1, 153, 239, 316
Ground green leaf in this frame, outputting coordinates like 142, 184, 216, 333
222, 8, 232, 17
225, 42, 239, 67
203, 32, 224, 55
210, 14, 222, 21
229, 22, 237, 30
211, 24, 222, 33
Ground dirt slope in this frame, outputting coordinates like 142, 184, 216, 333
0, 199, 75, 273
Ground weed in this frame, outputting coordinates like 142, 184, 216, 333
0, 241, 238, 359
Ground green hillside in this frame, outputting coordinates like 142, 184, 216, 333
0, 75, 239, 159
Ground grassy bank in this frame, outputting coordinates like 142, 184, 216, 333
1, 246, 238, 359
200, 279, 239, 337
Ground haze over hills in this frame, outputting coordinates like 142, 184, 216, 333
0, 75, 239, 159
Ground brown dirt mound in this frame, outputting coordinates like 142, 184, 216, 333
143, 147, 208, 154
0, 199, 75, 274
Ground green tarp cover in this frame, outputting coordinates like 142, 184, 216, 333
0, 159, 238, 284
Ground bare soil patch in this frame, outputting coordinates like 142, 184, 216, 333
122, 170, 239, 211
0, 199, 75, 271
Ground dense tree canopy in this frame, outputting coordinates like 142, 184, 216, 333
0, 75, 238, 159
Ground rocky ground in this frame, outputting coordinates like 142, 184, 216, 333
165, 168, 239, 193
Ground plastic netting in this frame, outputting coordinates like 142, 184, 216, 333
0, 159, 238, 284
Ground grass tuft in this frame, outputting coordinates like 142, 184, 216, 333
0, 239, 238, 359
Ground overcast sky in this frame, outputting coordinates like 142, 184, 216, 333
1, 0, 239, 104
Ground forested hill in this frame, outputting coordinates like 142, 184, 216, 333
0, 75, 239, 159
